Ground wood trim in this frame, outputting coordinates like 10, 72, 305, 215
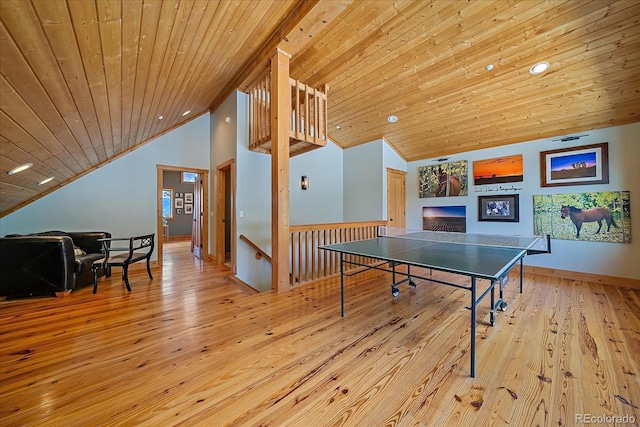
222, 275, 260, 295
156, 167, 164, 266
290, 220, 387, 233
239, 234, 271, 262
201, 171, 209, 262
386, 168, 406, 229
524, 265, 640, 289
215, 159, 234, 271
382, 137, 408, 162
157, 164, 209, 267
157, 164, 209, 174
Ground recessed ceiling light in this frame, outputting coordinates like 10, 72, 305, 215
485, 64, 494, 71
157, 115, 164, 120
387, 115, 398, 123
8, 163, 33, 175
529, 61, 549, 75
181, 110, 191, 117
336, 125, 341, 130
38, 177, 55, 185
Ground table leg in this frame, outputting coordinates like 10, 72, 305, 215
408, 265, 416, 290
490, 281, 495, 326
340, 253, 345, 317
471, 276, 476, 378
391, 262, 399, 297
519, 257, 524, 293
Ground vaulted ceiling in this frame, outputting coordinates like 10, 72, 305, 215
1, 0, 639, 217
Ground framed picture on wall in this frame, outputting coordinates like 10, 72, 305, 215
176, 209, 182, 215
175, 198, 184, 208
422, 206, 466, 232
478, 194, 519, 222
473, 154, 523, 185
185, 193, 193, 203
185, 204, 193, 214
533, 191, 630, 243
540, 142, 609, 187
418, 160, 468, 198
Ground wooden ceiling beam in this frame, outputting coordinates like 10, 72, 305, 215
210, 0, 352, 113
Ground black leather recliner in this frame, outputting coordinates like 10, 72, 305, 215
0, 231, 111, 298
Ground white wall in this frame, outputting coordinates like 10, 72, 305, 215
290, 141, 344, 225
343, 139, 407, 222
343, 140, 384, 221
407, 122, 640, 280
234, 92, 273, 292
0, 114, 211, 261
210, 92, 239, 259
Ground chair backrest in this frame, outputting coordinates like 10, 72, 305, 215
107, 234, 155, 264
131, 234, 154, 255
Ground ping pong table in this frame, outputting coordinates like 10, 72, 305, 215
319, 227, 550, 377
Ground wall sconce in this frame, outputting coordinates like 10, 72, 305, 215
301, 175, 309, 190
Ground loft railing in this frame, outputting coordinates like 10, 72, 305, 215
248, 73, 328, 157
240, 221, 387, 290
289, 221, 387, 288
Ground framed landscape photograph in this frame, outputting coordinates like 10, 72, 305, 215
473, 154, 523, 185
185, 204, 193, 214
540, 142, 609, 187
175, 198, 184, 209
422, 206, 466, 232
478, 194, 519, 222
185, 193, 193, 203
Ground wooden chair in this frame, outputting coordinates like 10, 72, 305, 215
93, 234, 154, 293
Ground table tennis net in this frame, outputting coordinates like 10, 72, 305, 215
379, 226, 549, 252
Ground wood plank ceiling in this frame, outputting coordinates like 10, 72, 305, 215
1, 0, 639, 217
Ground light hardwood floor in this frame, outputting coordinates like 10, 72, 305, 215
1, 241, 639, 426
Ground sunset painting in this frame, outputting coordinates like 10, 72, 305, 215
473, 154, 524, 185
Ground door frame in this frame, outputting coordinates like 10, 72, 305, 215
215, 159, 235, 273
387, 167, 407, 229
157, 164, 209, 267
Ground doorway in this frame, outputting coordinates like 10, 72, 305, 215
387, 168, 406, 230
157, 165, 209, 267
192, 173, 204, 259
216, 159, 235, 272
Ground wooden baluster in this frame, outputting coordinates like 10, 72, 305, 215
311, 230, 316, 281
297, 232, 302, 286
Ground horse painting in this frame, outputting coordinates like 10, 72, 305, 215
560, 205, 618, 238
434, 168, 461, 197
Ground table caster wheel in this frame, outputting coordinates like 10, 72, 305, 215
500, 301, 508, 311
409, 280, 417, 289
391, 287, 399, 298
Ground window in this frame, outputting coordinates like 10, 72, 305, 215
182, 172, 198, 183
162, 188, 174, 220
